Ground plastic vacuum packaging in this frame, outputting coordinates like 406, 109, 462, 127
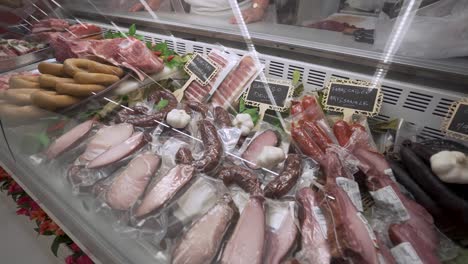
170, 194, 239, 264
210, 52, 263, 111
238, 122, 290, 172
263, 200, 298, 264
210, 105, 242, 153
184, 48, 239, 102
66, 123, 149, 194
220, 195, 265, 264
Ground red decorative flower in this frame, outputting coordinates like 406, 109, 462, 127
16, 208, 29, 216
30, 208, 47, 222
65, 255, 76, 264
17, 196, 32, 206
70, 243, 81, 253
39, 220, 51, 234
76, 254, 93, 264
7, 182, 23, 194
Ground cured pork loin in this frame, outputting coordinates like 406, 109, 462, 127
263, 202, 298, 264
105, 153, 160, 210
241, 129, 281, 170
172, 195, 238, 264
221, 197, 265, 264
211, 54, 260, 110
184, 50, 231, 102
46, 120, 94, 159
135, 165, 194, 218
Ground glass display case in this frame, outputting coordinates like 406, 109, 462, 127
0, 0, 467, 263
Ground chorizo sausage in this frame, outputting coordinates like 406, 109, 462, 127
218, 166, 262, 196
291, 124, 324, 163
176, 147, 194, 165
184, 100, 209, 118
264, 154, 303, 198
302, 120, 333, 152
192, 120, 223, 173
333, 120, 352, 147
116, 89, 177, 127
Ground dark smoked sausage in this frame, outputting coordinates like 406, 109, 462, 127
264, 154, 303, 198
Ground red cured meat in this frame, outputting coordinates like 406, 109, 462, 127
302, 121, 333, 152
31, 19, 69, 33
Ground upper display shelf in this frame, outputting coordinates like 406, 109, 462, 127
60, 0, 468, 82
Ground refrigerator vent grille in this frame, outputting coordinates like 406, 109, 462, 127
98, 26, 465, 140
403, 92, 433, 112
432, 98, 454, 118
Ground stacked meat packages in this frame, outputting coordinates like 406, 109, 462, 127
37, 80, 457, 264
0, 38, 46, 58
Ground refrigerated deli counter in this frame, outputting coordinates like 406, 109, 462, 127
0, 0, 467, 263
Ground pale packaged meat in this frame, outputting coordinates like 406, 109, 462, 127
105, 153, 160, 210
172, 195, 238, 264
211, 53, 262, 110
46, 120, 94, 159
263, 201, 298, 264
135, 165, 194, 218
221, 197, 265, 264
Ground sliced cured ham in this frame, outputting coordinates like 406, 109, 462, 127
46, 120, 94, 159
211, 55, 259, 109
87, 132, 146, 169
105, 153, 160, 210
172, 195, 238, 264
135, 165, 194, 218
241, 129, 281, 169
221, 197, 265, 264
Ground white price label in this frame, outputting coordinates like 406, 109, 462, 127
357, 212, 378, 248
336, 177, 364, 212
391, 242, 423, 264
370, 186, 410, 222
312, 206, 328, 239
384, 168, 397, 182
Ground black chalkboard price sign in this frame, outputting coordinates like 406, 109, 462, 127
184, 53, 219, 86
323, 79, 383, 117
445, 101, 468, 140
244, 78, 293, 112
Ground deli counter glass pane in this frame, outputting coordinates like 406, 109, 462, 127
60, 0, 468, 76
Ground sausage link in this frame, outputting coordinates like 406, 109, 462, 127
218, 166, 262, 196
291, 124, 324, 163
264, 154, 303, 198
214, 106, 231, 127
193, 120, 223, 173
302, 121, 333, 152
333, 120, 352, 147
175, 147, 194, 165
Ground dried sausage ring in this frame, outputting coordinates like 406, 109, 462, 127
0, 104, 51, 121
38, 62, 66, 76
9, 76, 40, 89
56, 83, 106, 97
63, 58, 124, 77
74, 72, 120, 86
31, 90, 80, 111
39, 74, 76, 89
4, 88, 38, 105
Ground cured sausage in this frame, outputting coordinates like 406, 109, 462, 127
31, 90, 80, 111
63, 58, 124, 77
291, 124, 324, 163
214, 106, 232, 127
175, 147, 194, 165
218, 166, 262, 195
56, 83, 106, 97
333, 120, 352, 147
38, 62, 66, 76
39, 74, 75, 89
184, 100, 209, 118
73, 72, 120, 86
192, 120, 223, 173
116, 89, 177, 127
264, 154, 303, 198
302, 121, 333, 152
